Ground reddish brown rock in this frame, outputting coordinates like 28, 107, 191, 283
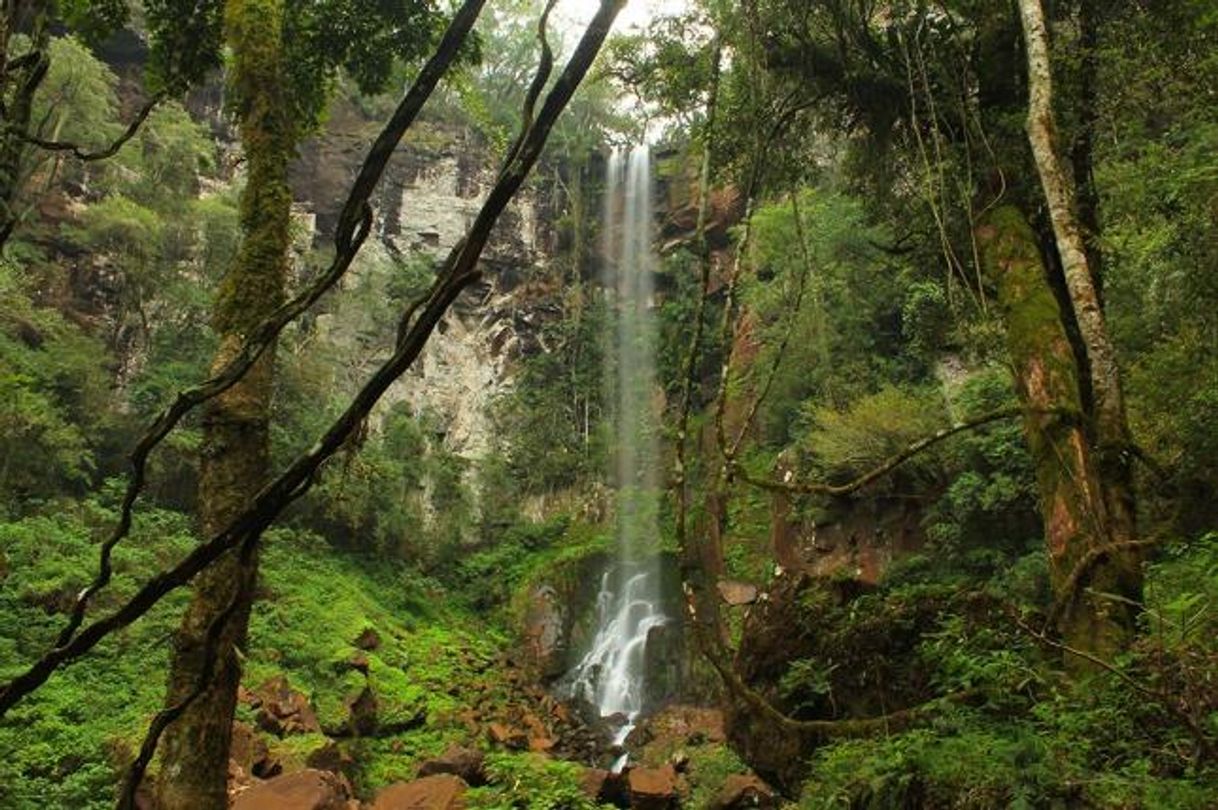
355, 627, 382, 651
370, 774, 466, 809
346, 685, 379, 736
580, 768, 629, 807
528, 736, 556, 752
417, 746, 486, 787
710, 774, 778, 809
255, 675, 322, 736
628, 765, 678, 809
230, 721, 266, 772
717, 579, 759, 606
643, 705, 727, 746
306, 740, 354, 775
486, 722, 527, 749
231, 769, 351, 810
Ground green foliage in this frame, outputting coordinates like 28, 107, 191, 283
492, 293, 607, 496
451, 516, 609, 618
0, 502, 195, 809
33, 36, 120, 153
923, 369, 1040, 558
468, 752, 599, 809
0, 262, 113, 505
0, 502, 516, 807
798, 385, 946, 487
793, 533, 1218, 808
742, 188, 925, 446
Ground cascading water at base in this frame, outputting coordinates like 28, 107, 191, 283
568, 563, 667, 746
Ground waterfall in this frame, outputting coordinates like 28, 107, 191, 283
567, 146, 668, 750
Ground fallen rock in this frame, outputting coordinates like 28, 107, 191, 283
417, 746, 486, 787
346, 685, 379, 736
717, 579, 759, 606
255, 675, 322, 737
355, 627, 382, 651
709, 774, 778, 809
231, 769, 351, 810
528, 736, 556, 752
306, 740, 354, 775
371, 774, 466, 809
580, 768, 629, 807
628, 765, 678, 810
486, 722, 527, 750
230, 720, 275, 776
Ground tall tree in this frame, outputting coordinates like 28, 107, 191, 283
154, 1, 456, 804
1017, 0, 1140, 656
154, 2, 291, 806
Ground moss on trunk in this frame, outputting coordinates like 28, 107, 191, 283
977, 205, 1139, 660
156, 2, 293, 807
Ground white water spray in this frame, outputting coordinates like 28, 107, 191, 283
568, 146, 667, 750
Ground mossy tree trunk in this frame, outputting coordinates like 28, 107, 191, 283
1019, 0, 1139, 587
156, 1, 292, 807
977, 205, 1140, 659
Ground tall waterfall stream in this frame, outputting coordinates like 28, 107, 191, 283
566, 146, 670, 758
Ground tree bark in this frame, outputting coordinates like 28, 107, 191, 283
976, 205, 1138, 658
1017, 0, 1140, 653
1018, 0, 1137, 548
156, 1, 292, 807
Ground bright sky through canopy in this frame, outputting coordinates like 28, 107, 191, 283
554, 0, 688, 39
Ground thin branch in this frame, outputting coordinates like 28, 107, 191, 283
499, 0, 558, 173
10, 95, 163, 162
0, 0, 624, 719
49, 0, 489, 652
734, 407, 1074, 497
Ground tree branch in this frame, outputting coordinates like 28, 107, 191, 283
49, 0, 489, 653
9, 95, 163, 162
734, 407, 1074, 497
0, 0, 625, 719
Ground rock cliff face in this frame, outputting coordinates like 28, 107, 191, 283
289, 101, 566, 505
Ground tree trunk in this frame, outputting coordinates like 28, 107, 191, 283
1018, 0, 1138, 560
156, 1, 292, 807
976, 205, 1138, 658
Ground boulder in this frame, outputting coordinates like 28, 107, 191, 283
717, 580, 759, 606
580, 768, 629, 807
486, 722, 527, 750
355, 627, 382, 651
371, 774, 466, 809
346, 685, 379, 736
230, 720, 279, 778
522, 585, 567, 678
416, 746, 486, 787
255, 675, 322, 737
710, 774, 778, 809
231, 769, 351, 810
627, 765, 678, 810
306, 741, 354, 775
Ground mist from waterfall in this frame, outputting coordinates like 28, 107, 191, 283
568, 146, 667, 749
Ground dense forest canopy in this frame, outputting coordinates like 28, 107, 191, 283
1, 0, 1217, 808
